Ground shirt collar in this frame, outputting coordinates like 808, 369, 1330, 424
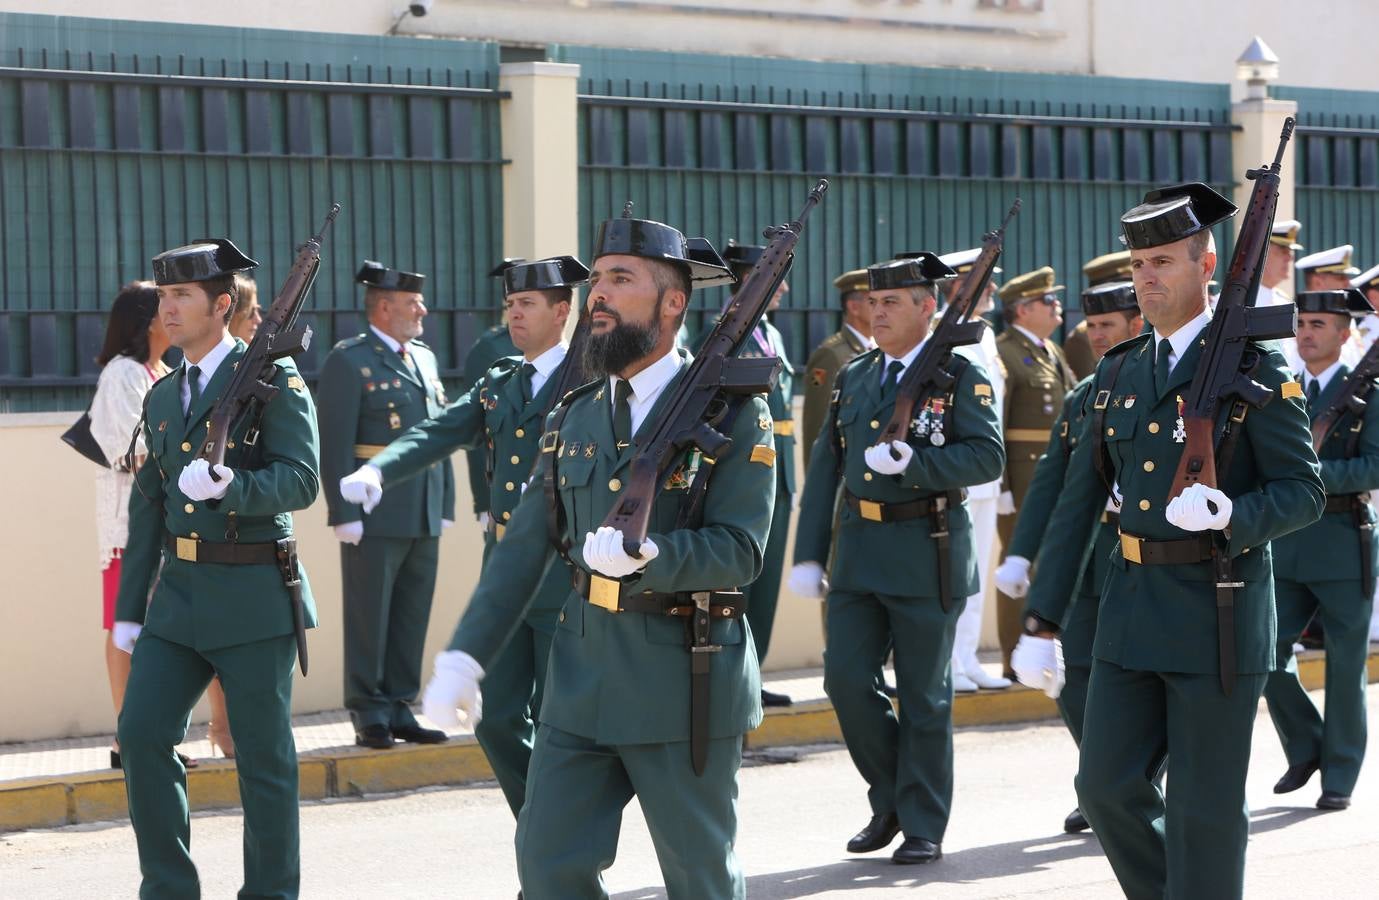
1153, 308, 1212, 366
369, 323, 408, 355
612, 348, 682, 404
844, 323, 876, 350
1304, 359, 1345, 394
527, 343, 567, 378
183, 332, 236, 376
883, 337, 926, 379
1011, 323, 1045, 348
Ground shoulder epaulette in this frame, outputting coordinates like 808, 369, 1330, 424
843, 347, 883, 372
333, 334, 367, 351
150, 367, 180, 390
557, 378, 602, 409
1103, 332, 1152, 358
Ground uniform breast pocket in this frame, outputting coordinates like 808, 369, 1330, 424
835, 403, 861, 451
556, 457, 597, 534
1099, 410, 1140, 474
366, 390, 413, 412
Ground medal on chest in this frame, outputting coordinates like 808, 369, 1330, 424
910, 397, 947, 446
389, 411, 402, 430
1172, 395, 1186, 444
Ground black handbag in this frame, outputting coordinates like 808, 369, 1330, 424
61, 408, 111, 468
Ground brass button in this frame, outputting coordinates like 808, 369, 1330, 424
502, 511, 511, 521
510, 455, 520, 465
1106, 427, 1115, 437
184, 503, 195, 514
863, 472, 874, 481
560, 475, 567, 487
181, 442, 192, 452
505, 481, 515, 491
1138, 499, 1151, 511
558, 611, 566, 623
189, 532, 199, 539
609, 478, 622, 492
515, 428, 526, 438
227, 441, 235, 449
869, 419, 880, 429
1148, 422, 1160, 434
1143, 461, 1155, 472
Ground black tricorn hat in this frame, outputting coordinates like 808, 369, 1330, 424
722, 240, 766, 275
152, 238, 258, 286
488, 258, 527, 278
1295, 288, 1373, 316
1081, 280, 1139, 316
1120, 182, 1238, 251
592, 216, 735, 288
355, 260, 425, 294
503, 256, 591, 295
868, 253, 956, 291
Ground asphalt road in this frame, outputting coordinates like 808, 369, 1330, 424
4, 689, 1377, 898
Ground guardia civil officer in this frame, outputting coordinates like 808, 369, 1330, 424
1021, 183, 1323, 898
1061, 250, 1135, 379
995, 277, 1143, 834
112, 239, 319, 898
1263, 287, 1379, 811
459, 260, 523, 529
317, 261, 452, 749
788, 254, 1005, 864
420, 218, 775, 899
339, 255, 586, 820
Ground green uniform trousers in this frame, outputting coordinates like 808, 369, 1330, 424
1264, 578, 1373, 795
514, 725, 745, 900
474, 616, 556, 816
1076, 660, 1266, 900
341, 535, 439, 730
823, 590, 962, 842
118, 633, 300, 900
1055, 521, 1118, 746
743, 488, 791, 666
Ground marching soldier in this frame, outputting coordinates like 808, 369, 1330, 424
1264, 288, 1378, 811
338, 255, 586, 820
420, 216, 774, 899
459, 260, 523, 532
1297, 244, 1360, 291
1061, 250, 1135, 378
317, 261, 452, 750
801, 268, 874, 464
112, 238, 319, 898
995, 278, 1143, 833
993, 266, 1078, 677
788, 254, 1005, 865
723, 241, 795, 706
937, 247, 1010, 692
1021, 182, 1323, 898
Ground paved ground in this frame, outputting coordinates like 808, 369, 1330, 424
3, 687, 1376, 898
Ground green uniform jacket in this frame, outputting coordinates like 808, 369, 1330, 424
794, 348, 1005, 597
1025, 333, 1324, 675
801, 327, 870, 465
1271, 364, 1379, 584
743, 318, 796, 495
317, 333, 454, 536
996, 327, 1078, 498
370, 354, 574, 624
115, 343, 320, 650
1008, 376, 1095, 564
449, 355, 777, 745
461, 325, 519, 516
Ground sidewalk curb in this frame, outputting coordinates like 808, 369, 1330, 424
3, 650, 1372, 833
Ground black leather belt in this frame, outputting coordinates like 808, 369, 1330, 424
571, 567, 744, 618
843, 489, 938, 523
166, 534, 281, 565
1118, 531, 1213, 566
1325, 492, 1370, 514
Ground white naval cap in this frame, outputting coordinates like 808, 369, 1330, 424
1296, 244, 1359, 275
937, 247, 1001, 276
1353, 262, 1379, 292
1270, 219, 1303, 250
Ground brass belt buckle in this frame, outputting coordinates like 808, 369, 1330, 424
1119, 531, 1143, 565
176, 536, 199, 562
859, 499, 884, 522
588, 574, 622, 613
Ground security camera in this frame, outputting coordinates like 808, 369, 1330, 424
408, 0, 433, 15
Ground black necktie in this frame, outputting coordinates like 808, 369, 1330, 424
613, 379, 634, 448
881, 360, 904, 399
521, 363, 537, 402
186, 365, 202, 417
1306, 378, 1320, 407
1155, 338, 1172, 396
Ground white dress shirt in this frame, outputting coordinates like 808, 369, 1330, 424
881, 338, 926, 386
844, 323, 877, 351
1153, 308, 1213, 374
525, 343, 567, 398
180, 333, 236, 414
610, 349, 683, 436
1302, 359, 1344, 396
369, 323, 411, 357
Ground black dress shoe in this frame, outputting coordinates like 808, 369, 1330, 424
847, 813, 901, 853
1063, 807, 1090, 833
1273, 759, 1320, 794
1317, 791, 1351, 810
761, 689, 793, 708
393, 724, 449, 744
891, 837, 942, 865
355, 724, 395, 749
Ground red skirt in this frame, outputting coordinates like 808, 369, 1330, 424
102, 551, 122, 630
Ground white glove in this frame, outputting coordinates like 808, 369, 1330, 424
477, 511, 492, 530
581, 526, 659, 579
1011, 634, 1065, 699
995, 556, 1032, 599
1165, 483, 1233, 532
997, 491, 1016, 515
112, 621, 142, 655
339, 465, 383, 514
442, 519, 454, 530
862, 440, 913, 475
178, 459, 233, 501
421, 650, 484, 728
334, 522, 364, 545
788, 562, 826, 599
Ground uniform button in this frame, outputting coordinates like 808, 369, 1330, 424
863, 472, 873, 481
502, 511, 511, 521
190, 532, 199, 539
560, 475, 567, 486
388, 402, 395, 409
1138, 499, 1151, 511
608, 478, 622, 492
869, 420, 879, 429
181, 442, 192, 452
510, 455, 520, 465
1143, 461, 1155, 472
558, 611, 566, 623
227, 440, 235, 449
1106, 427, 1115, 436
1148, 422, 1160, 434
505, 481, 515, 491
184, 503, 195, 513
515, 428, 526, 438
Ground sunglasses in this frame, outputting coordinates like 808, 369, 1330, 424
1021, 294, 1060, 308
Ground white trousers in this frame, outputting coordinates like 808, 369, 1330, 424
953, 494, 998, 674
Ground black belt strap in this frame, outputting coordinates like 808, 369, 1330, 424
1120, 532, 1214, 565
570, 568, 745, 617
165, 534, 281, 564
1090, 350, 1130, 497
842, 489, 938, 521
1327, 493, 1375, 590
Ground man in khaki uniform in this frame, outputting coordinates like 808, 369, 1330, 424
801, 268, 875, 464
993, 266, 1077, 676
1061, 251, 1135, 379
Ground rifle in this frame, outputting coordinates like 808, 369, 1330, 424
876, 199, 1020, 456
601, 179, 828, 555
199, 201, 341, 676
1311, 300, 1379, 451
1166, 120, 1296, 502
542, 304, 593, 418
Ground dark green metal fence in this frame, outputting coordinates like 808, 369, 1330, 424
0, 14, 504, 412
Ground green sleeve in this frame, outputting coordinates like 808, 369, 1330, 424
371, 379, 486, 488
897, 362, 1005, 491
1319, 384, 1379, 495
114, 420, 167, 624
315, 349, 364, 526
794, 394, 844, 567
213, 363, 320, 518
